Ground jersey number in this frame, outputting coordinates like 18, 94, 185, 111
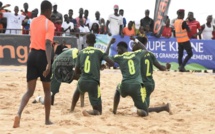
128, 60, 135, 75
84, 56, 91, 73
145, 59, 151, 76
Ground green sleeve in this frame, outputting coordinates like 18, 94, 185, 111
76, 53, 80, 68
101, 52, 108, 61
150, 52, 158, 64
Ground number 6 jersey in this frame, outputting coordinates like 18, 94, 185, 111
76, 46, 108, 83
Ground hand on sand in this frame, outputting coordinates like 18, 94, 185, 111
166, 63, 171, 70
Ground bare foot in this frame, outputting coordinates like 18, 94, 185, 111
166, 103, 173, 115
82, 110, 91, 116
13, 115, 20, 128
45, 120, 53, 125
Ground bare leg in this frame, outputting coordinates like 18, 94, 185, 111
148, 103, 171, 114
51, 93, 55, 105
70, 88, 80, 112
113, 90, 120, 114
42, 82, 53, 125
13, 79, 37, 128
80, 93, 84, 107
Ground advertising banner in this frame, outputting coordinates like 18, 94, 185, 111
97, 35, 215, 70
0, 34, 77, 65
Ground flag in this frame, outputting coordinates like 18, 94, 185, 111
153, 0, 171, 37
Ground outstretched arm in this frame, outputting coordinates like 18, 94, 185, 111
130, 36, 147, 50
154, 61, 171, 71
105, 38, 116, 55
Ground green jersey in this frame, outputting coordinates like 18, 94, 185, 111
113, 50, 147, 84
52, 48, 78, 83
141, 52, 158, 85
76, 46, 108, 83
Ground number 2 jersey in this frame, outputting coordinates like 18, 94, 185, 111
52, 48, 78, 83
141, 52, 158, 86
76, 46, 108, 83
112, 50, 148, 84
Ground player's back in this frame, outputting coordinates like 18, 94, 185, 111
53, 48, 78, 69
141, 52, 157, 85
113, 50, 146, 84
77, 46, 107, 83
52, 48, 79, 83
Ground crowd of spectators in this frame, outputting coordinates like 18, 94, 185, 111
1, 1, 215, 41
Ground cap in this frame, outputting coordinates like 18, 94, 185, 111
177, 9, 185, 13
114, 5, 119, 9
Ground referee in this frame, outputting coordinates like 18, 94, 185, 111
13, 0, 55, 128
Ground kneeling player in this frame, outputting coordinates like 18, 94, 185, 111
33, 48, 80, 105
106, 41, 149, 116
70, 34, 115, 116
132, 36, 172, 114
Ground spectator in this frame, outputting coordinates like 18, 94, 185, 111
100, 18, 106, 34
84, 9, 90, 28
0, 11, 3, 33
52, 3, 62, 24
90, 11, 100, 28
162, 18, 172, 38
55, 40, 68, 56
0, 3, 10, 33
201, 15, 214, 40
3, 6, 26, 34
137, 26, 146, 38
31, 8, 38, 18
68, 9, 77, 27
61, 14, 74, 36
76, 8, 86, 28
187, 12, 201, 39
77, 18, 90, 50
119, 9, 126, 28
0, 2, 10, 12
140, 9, 154, 32
106, 5, 123, 36
145, 25, 153, 36
21, 3, 32, 34
50, 14, 61, 36
26, 9, 38, 30
21, 3, 32, 18
122, 21, 135, 36
90, 23, 100, 34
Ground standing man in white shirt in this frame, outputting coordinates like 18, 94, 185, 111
61, 14, 74, 36
78, 18, 90, 50
201, 15, 214, 40
106, 5, 123, 36
3, 6, 26, 34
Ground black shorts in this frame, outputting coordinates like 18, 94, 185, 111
178, 41, 192, 50
27, 49, 52, 82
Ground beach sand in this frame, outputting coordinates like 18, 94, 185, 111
0, 66, 215, 134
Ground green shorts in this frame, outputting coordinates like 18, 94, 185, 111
144, 83, 155, 107
78, 79, 101, 106
118, 82, 148, 111
51, 74, 61, 95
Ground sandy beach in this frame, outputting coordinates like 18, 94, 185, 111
0, 66, 215, 134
